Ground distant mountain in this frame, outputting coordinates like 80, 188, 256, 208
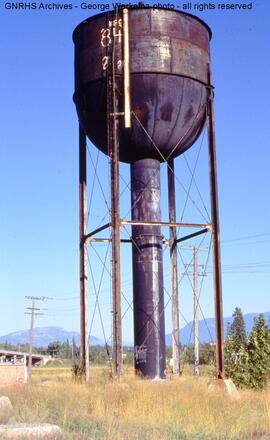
0, 326, 103, 347
1, 312, 269, 348
166, 312, 270, 346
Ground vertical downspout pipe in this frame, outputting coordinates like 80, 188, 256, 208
131, 158, 166, 379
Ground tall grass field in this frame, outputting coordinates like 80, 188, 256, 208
1, 366, 269, 439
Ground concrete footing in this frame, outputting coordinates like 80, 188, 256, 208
0, 423, 63, 439
208, 378, 240, 400
0, 395, 63, 439
0, 397, 14, 424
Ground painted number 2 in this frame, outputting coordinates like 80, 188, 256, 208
102, 56, 109, 70
102, 56, 122, 71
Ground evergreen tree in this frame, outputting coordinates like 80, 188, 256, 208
247, 314, 270, 389
62, 339, 71, 358
224, 307, 250, 387
228, 307, 247, 347
72, 337, 79, 360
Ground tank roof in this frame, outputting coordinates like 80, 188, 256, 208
72, 7, 212, 41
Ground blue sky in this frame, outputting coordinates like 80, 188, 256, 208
0, 0, 269, 343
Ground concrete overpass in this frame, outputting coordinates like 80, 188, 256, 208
0, 350, 51, 366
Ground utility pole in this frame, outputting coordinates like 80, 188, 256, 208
183, 247, 207, 376
25, 296, 47, 383
193, 247, 200, 376
27, 299, 35, 383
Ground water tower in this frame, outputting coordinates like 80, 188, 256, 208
73, 7, 224, 380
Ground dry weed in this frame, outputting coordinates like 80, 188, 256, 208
0, 366, 269, 439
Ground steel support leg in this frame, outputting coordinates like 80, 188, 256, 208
167, 159, 180, 375
79, 126, 90, 381
207, 70, 225, 379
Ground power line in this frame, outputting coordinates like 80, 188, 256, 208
221, 232, 270, 243
209, 261, 270, 269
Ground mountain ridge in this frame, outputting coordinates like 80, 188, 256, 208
0, 326, 102, 347
1, 312, 269, 347
166, 311, 270, 346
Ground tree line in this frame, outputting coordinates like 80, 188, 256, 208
1, 309, 269, 389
